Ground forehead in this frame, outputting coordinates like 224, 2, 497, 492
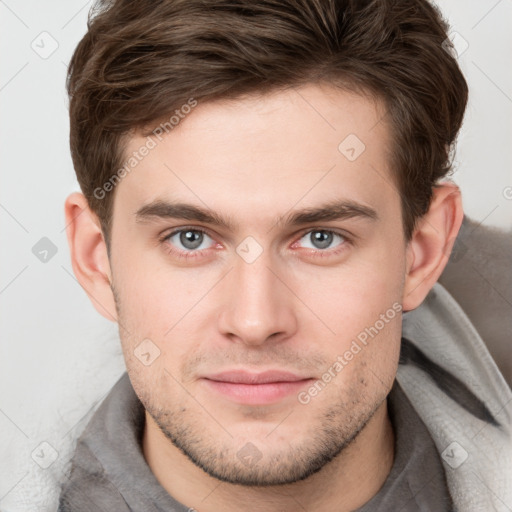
115, 83, 395, 227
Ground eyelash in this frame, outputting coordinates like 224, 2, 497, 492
159, 227, 352, 261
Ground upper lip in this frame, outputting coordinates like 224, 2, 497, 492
203, 370, 311, 384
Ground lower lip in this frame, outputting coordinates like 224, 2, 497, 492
202, 379, 313, 405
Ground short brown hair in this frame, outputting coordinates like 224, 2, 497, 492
67, 0, 468, 249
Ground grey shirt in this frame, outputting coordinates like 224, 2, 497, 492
58, 372, 453, 512
354, 379, 453, 511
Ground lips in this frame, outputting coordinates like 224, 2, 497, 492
201, 370, 314, 405
203, 370, 309, 384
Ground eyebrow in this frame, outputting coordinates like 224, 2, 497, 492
135, 198, 379, 230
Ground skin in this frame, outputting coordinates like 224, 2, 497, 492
65, 82, 463, 511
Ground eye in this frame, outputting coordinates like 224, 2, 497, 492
294, 229, 349, 254
162, 228, 216, 257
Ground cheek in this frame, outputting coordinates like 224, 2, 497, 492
300, 241, 404, 335
114, 262, 210, 368
113, 245, 190, 327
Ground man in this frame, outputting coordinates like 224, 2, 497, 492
58, 0, 512, 510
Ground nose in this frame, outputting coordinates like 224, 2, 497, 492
217, 249, 298, 347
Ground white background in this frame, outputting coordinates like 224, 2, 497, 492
1, 0, 511, 510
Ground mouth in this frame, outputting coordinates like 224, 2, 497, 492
201, 370, 315, 405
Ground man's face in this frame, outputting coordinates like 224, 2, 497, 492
108, 83, 406, 485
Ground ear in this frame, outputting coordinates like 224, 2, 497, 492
64, 192, 118, 322
402, 181, 464, 312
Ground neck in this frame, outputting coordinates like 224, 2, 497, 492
142, 399, 395, 512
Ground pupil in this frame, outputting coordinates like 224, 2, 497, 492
312, 230, 332, 249
181, 230, 202, 249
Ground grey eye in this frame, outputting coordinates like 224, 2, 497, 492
299, 230, 345, 250
167, 229, 213, 251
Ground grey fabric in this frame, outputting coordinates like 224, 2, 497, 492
438, 214, 512, 387
355, 378, 453, 512
58, 371, 190, 512
58, 366, 454, 512
399, 283, 512, 510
